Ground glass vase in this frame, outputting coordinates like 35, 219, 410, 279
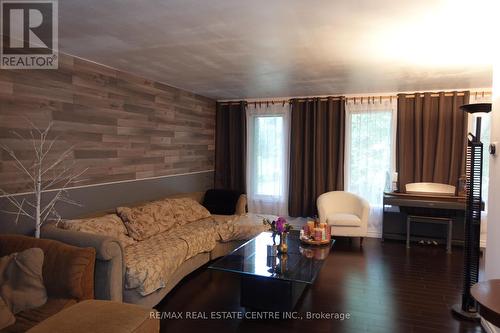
278, 232, 288, 253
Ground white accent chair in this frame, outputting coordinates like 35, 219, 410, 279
317, 191, 370, 245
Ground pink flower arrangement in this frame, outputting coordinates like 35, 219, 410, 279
275, 217, 287, 233
263, 216, 293, 235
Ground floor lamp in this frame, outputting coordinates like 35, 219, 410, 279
452, 103, 492, 320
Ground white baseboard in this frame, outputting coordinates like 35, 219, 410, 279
367, 230, 382, 238
481, 318, 500, 333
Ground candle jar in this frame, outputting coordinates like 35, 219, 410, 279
314, 228, 322, 241
307, 221, 315, 234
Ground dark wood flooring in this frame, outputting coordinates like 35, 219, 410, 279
157, 238, 485, 333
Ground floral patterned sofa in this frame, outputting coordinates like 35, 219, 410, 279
41, 192, 267, 307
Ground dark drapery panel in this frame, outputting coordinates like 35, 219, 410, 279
396, 91, 469, 192
214, 101, 246, 193
288, 97, 345, 217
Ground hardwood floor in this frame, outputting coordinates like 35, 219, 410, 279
157, 238, 485, 333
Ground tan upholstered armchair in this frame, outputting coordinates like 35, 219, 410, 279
317, 191, 370, 244
0, 235, 95, 332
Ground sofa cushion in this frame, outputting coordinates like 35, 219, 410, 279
25, 300, 159, 333
203, 189, 241, 215
171, 198, 211, 225
172, 218, 219, 259
117, 198, 211, 241
4, 298, 75, 333
59, 214, 136, 248
0, 248, 47, 315
123, 217, 219, 296
124, 233, 188, 296
117, 200, 178, 241
326, 213, 361, 227
0, 295, 15, 330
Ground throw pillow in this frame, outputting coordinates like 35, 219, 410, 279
59, 214, 136, 248
202, 189, 241, 215
117, 200, 177, 241
0, 296, 15, 330
170, 198, 211, 225
0, 248, 47, 315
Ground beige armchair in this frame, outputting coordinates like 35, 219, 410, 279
317, 191, 370, 244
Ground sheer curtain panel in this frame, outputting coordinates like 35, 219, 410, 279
246, 102, 290, 216
345, 98, 397, 236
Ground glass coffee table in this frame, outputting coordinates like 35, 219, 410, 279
209, 230, 334, 311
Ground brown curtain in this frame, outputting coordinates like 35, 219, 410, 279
396, 91, 469, 192
288, 97, 345, 217
214, 101, 246, 193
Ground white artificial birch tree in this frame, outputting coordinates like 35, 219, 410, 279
0, 121, 85, 238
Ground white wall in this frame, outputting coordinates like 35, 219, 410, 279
483, 61, 500, 333
485, 63, 500, 280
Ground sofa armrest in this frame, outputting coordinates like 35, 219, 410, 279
357, 197, 371, 233
235, 194, 248, 215
42, 225, 122, 261
41, 225, 124, 302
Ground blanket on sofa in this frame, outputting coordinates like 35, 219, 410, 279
213, 214, 271, 242
123, 214, 269, 296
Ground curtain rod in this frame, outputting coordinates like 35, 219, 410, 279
245, 100, 289, 107
290, 96, 344, 102
402, 91, 474, 98
218, 97, 343, 106
218, 90, 492, 106
217, 101, 248, 106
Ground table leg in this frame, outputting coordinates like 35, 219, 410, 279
447, 219, 453, 254
406, 216, 411, 249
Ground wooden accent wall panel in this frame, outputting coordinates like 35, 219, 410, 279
0, 54, 216, 193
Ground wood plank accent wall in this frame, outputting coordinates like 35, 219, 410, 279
0, 54, 216, 193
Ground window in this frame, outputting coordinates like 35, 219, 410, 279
348, 111, 394, 199
252, 116, 284, 196
246, 103, 290, 216
345, 99, 397, 234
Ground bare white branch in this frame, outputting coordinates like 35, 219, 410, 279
0, 144, 36, 183
23, 116, 43, 135
29, 129, 41, 161
0, 122, 84, 237
42, 166, 73, 190
41, 146, 74, 176
40, 171, 83, 217
0, 209, 32, 217
0, 190, 34, 219
40, 136, 59, 162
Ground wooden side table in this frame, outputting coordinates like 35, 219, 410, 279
471, 279, 500, 327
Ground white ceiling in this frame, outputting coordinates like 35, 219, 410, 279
59, 0, 495, 100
